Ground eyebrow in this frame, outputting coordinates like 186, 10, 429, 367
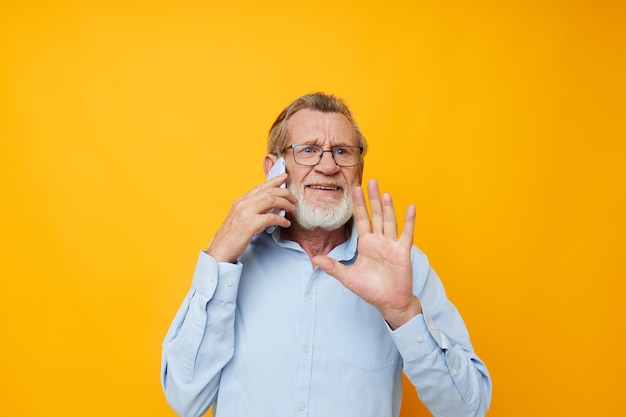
298, 140, 357, 147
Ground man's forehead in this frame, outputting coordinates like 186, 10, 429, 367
287, 110, 358, 142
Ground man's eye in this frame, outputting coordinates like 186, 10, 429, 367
301, 146, 317, 154
334, 147, 347, 155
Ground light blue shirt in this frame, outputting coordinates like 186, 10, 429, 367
161, 221, 491, 417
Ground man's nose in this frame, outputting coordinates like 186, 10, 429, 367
315, 150, 340, 173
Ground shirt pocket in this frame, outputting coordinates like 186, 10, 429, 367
336, 293, 399, 371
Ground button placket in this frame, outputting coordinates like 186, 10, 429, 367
293, 270, 320, 416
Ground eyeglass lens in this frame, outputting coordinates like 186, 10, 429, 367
293, 144, 361, 167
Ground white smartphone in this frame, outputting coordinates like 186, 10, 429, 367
265, 157, 286, 234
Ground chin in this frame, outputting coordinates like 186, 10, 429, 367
289, 182, 354, 231
294, 201, 353, 231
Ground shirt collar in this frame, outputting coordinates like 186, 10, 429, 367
270, 218, 358, 262
328, 218, 358, 262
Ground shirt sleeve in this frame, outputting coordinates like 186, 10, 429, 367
389, 249, 492, 417
161, 251, 242, 417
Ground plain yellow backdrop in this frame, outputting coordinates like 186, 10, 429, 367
1, 1, 624, 416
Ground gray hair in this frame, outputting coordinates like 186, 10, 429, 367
267, 92, 367, 159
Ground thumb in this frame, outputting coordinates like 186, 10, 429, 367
313, 256, 358, 295
312, 255, 344, 278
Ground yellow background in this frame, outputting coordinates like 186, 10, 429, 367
1, 1, 624, 416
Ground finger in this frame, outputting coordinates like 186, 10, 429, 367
352, 185, 372, 235
265, 194, 296, 215
399, 204, 416, 248
264, 172, 288, 188
260, 187, 297, 219
264, 211, 292, 230
382, 192, 398, 238
367, 179, 384, 234
271, 186, 297, 204
232, 191, 293, 232
312, 255, 352, 285
250, 177, 296, 211
247, 173, 287, 199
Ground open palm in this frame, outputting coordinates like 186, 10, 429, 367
313, 179, 423, 329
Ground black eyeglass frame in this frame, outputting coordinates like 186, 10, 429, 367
282, 144, 364, 167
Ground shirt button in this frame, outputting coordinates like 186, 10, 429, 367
297, 403, 306, 411
208, 275, 217, 282
193, 327, 202, 334
452, 367, 459, 375
303, 345, 311, 353
306, 293, 314, 300
428, 324, 434, 331
226, 279, 234, 287
416, 335, 424, 343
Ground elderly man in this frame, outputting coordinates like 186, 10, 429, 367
161, 92, 492, 417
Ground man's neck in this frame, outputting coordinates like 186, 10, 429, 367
280, 221, 351, 260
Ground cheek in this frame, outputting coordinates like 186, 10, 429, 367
287, 166, 313, 186
345, 171, 362, 188
286, 173, 306, 194
287, 173, 301, 189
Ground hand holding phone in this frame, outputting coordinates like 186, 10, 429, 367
265, 157, 286, 234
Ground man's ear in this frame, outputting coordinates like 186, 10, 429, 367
264, 154, 279, 176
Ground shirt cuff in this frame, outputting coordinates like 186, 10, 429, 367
389, 309, 450, 360
192, 250, 242, 302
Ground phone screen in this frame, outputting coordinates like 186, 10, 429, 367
265, 157, 286, 234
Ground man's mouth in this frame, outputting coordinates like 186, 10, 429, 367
307, 185, 341, 191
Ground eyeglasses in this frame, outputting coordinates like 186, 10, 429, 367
283, 144, 363, 167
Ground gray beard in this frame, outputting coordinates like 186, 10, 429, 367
288, 182, 354, 231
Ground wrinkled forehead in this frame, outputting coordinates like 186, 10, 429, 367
286, 110, 359, 146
